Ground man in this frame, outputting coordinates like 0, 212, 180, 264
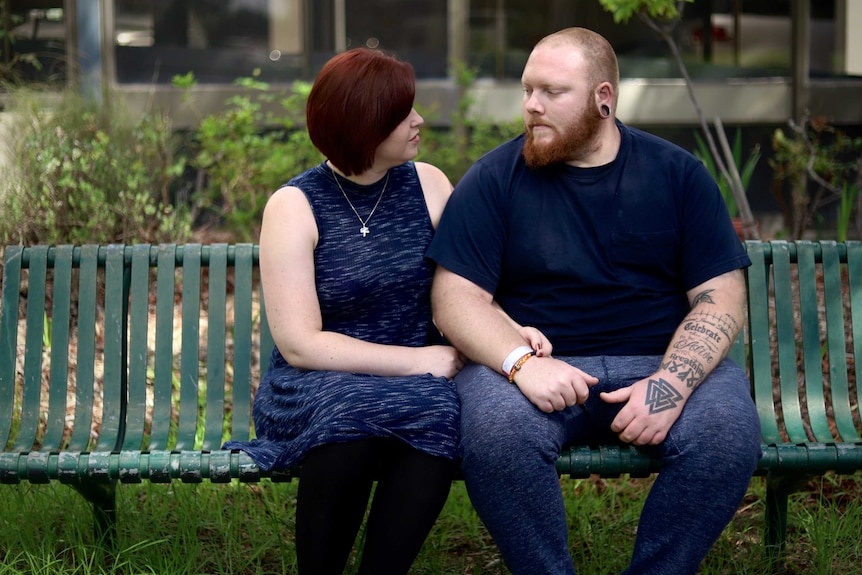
426, 27, 762, 575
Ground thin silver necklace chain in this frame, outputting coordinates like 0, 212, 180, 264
330, 165, 389, 238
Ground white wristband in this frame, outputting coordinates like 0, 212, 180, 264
501, 346, 535, 376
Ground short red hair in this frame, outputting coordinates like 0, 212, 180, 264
306, 48, 416, 176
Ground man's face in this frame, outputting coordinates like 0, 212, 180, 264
521, 44, 601, 168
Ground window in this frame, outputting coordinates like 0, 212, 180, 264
114, 0, 303, 84
2, 1, 66, 84
113, 0, 448, 84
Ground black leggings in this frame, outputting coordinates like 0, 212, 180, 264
295, 438, 456, 575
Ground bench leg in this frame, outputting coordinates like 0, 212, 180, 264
71, 480, 118, 549
764, 474, 810, 573
764, 482, 787, 569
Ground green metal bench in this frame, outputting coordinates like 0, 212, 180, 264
2, 241, 861, 566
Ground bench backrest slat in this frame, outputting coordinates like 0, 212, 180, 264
99, 245, 129, 452
848, 242, 862, 431
15, 246, 48, 451
0, 246, 24, 447
177, 245, 203, 451
68, 245, 98, 451
42, 245, 74, 451
150, 244, 178, 450
771, 242, 809, 443
821, 243, 860, 442
230, 244, 255, 443
745, 242, 782, 444
123, 245, 153, 450
794, 242, 833, 442
204, 244, 228, 450
259, 282, 274, 383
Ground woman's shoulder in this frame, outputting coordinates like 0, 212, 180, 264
412, 161, 452, 190
285, 161, 329, 188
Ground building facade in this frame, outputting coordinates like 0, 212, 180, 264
3, 0, 862, 129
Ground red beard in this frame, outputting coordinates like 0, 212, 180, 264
522, 106, 602, 169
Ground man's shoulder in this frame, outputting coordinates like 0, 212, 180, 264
621, 123, 694, 159
475, 134, 526, 165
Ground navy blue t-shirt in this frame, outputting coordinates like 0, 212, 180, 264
426, 122, 751, 356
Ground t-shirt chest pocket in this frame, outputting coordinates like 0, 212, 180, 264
610, 230, 679, 285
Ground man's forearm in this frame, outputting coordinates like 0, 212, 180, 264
653, 273, 747, 409
432, 269, 527, 373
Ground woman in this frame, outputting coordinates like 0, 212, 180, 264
226, 47, 548, 574
224, 48, 460, 575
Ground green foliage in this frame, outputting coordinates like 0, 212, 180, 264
598, 0, 693, 23
0, 69, 522, 246
1, 476, 861, 574
837, 183, 860, 243
183, 67, 520, 241
770, 117, 862, 239
0, 89, 192, 245
693, 129, 761, 219
416, 63, 522, 184
417, 120, 522, 185
179, 71, 322, 242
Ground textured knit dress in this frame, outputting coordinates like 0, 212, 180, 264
222, 161, 460, 472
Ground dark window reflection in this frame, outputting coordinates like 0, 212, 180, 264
466, 0, 812, 80
115, 0, 301, 84
344, 0, 447, 78
2, 2, 66, 85
111, 0, 842, 86
114, 0, 447, 84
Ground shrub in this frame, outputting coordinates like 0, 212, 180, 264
0, 88, 191, 245
182, 73, 323, 242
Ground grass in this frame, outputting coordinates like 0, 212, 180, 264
0, 473, 860, 574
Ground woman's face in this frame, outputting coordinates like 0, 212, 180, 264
374, 108, 424, 167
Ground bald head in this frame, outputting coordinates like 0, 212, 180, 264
533, 27, 619, 107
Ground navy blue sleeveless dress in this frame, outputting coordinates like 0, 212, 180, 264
223, 161, 460, 472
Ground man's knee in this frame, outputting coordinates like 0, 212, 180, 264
456, 365, 564, 467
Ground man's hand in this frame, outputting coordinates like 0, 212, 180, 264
513, 356, 598, 413
600, 377, 686, 445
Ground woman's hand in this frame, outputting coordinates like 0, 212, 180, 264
518, 326, 553, 357
417, 345, 467, 379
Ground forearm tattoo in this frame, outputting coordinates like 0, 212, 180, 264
646, 377, 683, 413
660, 291, 741, 393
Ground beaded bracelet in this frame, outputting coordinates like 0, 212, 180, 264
507, 350, 537, 383
501, 345, 534, 376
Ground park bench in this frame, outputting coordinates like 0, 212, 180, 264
1, 241, 861, 569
